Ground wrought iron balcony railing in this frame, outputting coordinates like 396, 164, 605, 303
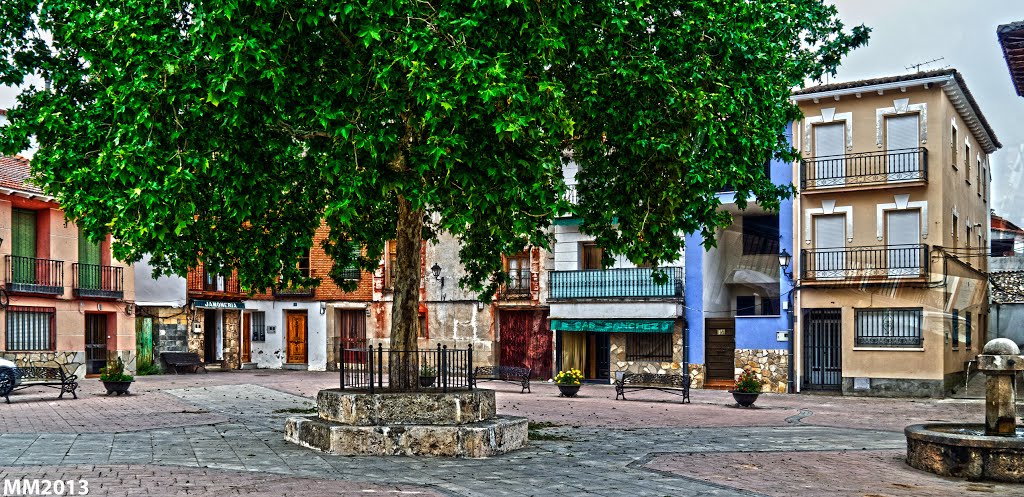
549, 267, 683, 300
73, 263, 124, 299
5, 255, 64, 295
187, 270, 241, 296
273, 285, 315, 298
498, 270, 532, 300
801, 147, 927, 190
800, 244, 929, 282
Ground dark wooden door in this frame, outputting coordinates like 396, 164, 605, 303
85, 314, 107, 375
203, 310, 218, 363
593, 333, 610, 380
705, 319, 736, 381
803, 308, 843, 390
286, 311, 308, 364
241, 313, 251, 363
338, 310, 366, 364
499, 310, 552, 379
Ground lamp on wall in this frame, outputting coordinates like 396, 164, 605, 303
319, 301, 327, 315
124, 303, 135, 316
778, 249, 793, 279
430, 263, 445, 288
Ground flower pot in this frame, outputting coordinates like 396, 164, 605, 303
557, 384, 581, 397
419, 375, 436, 388
102, 380, 133, 396
730, 390, 759, 407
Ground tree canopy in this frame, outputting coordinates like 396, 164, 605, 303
0, 0, 867, 385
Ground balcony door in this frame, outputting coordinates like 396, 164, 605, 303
813, 215, 846, 279
886, 210, 921, 277
78, 227, 102, 290
11, 208, 36, 284
814, 123, 845, 186
886, 114, 919, 181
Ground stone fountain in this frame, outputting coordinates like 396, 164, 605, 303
905, 338, 1024, 482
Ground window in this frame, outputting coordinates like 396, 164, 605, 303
626, 333, 673, 361
952, 309, 959, 348
5, 306, 56, 351
952, 214, 959, 247
581, 242, 603, 270
742, 215, 780, 255
251, 311, 266, 342
854, 308, 922, 347
418, 313, 428, 339
337, 242, 361, 281
965, 312, 972, 349
964, 143, 971, 181
297, 251, 310, 278
951, 125, 958, 169
384, 241, 398, 289
736, 296, 757, 316
983, 164, 988, 201
505, 250, 531, 293
976, 157, 982, 194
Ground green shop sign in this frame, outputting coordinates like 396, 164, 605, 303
550, 319, 674, 333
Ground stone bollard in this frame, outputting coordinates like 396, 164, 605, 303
977, 338, 1024, 437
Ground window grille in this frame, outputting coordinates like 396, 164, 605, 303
854, 308, 922, 347
5, 306, 56, 351
251, 311, 267, 342
626, 333, 673, 361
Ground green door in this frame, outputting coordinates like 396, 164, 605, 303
11, 208, 36, 283
78, 227, 102, 289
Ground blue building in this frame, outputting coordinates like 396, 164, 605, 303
684, 131, 796, 393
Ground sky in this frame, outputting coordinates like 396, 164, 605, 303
828, 0, 1024, 223
2, 1, 1024, 220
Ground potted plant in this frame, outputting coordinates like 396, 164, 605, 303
553, 368, 584, 397
729, 366, 764, 407
100, 357, 134, 395
419, 364, 437, 388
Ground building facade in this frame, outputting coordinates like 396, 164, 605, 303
684, 147, 795, 393
0, 155, 137, 378
549, 160, 686, 382
791, 69, 998, 397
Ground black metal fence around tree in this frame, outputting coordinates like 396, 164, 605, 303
340, 344, 474, 393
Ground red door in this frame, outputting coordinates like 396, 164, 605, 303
499, 310, 552, 379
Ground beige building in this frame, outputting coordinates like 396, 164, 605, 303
791, 69, 998, 397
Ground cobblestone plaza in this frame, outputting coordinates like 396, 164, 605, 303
1, 371, 1022, 496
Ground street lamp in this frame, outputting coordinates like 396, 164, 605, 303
778, 248, 792, 278
430, 263, 445, 288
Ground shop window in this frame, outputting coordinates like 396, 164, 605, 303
626, 333, 673, 361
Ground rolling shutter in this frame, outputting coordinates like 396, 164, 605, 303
886, 115, 920, 178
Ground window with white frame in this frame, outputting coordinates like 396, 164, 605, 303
251, 311, 267, 342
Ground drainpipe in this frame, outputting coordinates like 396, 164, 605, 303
787, 287, 797, 394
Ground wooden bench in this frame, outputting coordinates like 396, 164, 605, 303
615, 373, 690, 403
0, 366, 79, 404
161, 352, 208, 374
472, 365, 531, 393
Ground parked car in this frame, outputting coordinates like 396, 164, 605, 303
0, 357, 21, 389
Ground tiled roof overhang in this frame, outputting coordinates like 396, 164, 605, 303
998, 20, 1024, 97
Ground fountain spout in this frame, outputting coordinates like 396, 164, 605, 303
977, 338, 1024, 437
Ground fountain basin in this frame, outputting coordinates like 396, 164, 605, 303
905, 423, 1024, 482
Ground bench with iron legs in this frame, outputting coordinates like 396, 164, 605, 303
614, 373, 690, 403
160, 352, 208, 374
472, 365, 532, 393
0, 366, 79, 404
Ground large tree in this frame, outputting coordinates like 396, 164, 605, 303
0, 0, 867, 389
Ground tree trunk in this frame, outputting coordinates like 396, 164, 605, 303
390, 194, 423, 390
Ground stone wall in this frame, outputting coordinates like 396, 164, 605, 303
222, 310, 240, 369
0, 351, 86, 379
609, 329, 685, 379
734, 349, 788, 393
688, 363, 705, 389
142, 307, 190, 372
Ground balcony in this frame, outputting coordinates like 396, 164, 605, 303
73, 263, 124, 299
273, 286, 315, 298
800, 244, 929, 283
801, 148, 927, 191
549, 267, 683, 300
498, 270, 533, 300
5, 255, 64, 295
187, 271, 242, 299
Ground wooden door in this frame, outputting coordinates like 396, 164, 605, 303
286, 311, 308, 364
11, 208, 36, 284
241, 313, 252, 363
338, 309, 366, 364
85, 314, 107, 375
704, 319, 735, 381
78, 226, 102, 290
498, 310, 552, 379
